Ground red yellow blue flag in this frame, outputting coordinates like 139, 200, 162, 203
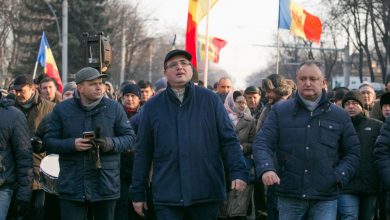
197, 34, 227, 63
36, 32, 62, 92
185, 0, 218, 69
278, 0, 322, 43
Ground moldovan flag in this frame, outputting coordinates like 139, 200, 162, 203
278, 0, 322, 43
198, 34, 227, 63
36, 32, 63, 92
186, 0, 218, 69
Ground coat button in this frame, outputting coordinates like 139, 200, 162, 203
307, 125, 311, 128
302, 194, 306, 198
341, 172, 345, 176
306, 146, 310, 150
304, 169, 308, 173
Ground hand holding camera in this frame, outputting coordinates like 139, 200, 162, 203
90, 137, 112, 152
30, 136, 43, 153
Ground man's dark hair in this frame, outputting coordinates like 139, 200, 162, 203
262, 74, 291, 97
39, 77, 58, 89
137, 80, 153, 89
213, 82, 218, 90
333, 87, 350, 101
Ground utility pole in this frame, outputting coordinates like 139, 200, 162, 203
343, 44, 350, 87
148, 42, 153, 82
119, 14, 126, 84
62, 0, 68, 83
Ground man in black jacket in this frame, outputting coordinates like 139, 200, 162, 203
0, 92, 33, 219
338, 91, 382, 219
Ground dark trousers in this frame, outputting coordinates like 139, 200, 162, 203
60, 199, 116, 220
266, 186, 278, 220
114, 178, 130, 220
154, 202, 219, 220
44, 193, 60, 220
253, 179, 267, 220
114, 178, 144, 220
30, 189, 45, 220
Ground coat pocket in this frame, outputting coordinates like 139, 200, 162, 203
318, 120, 341, 148
98, 160, 120, 195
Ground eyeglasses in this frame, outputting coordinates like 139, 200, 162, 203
165, 60, 191, 69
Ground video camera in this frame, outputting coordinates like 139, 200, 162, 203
82, 32, 111, 74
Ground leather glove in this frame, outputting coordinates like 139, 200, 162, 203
91, 138, 113, 152
15, 200, 30, 217
30, 137, 42, 153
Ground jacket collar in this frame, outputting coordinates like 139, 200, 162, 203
166, 81, 194, 105
73, 92, 106, 113
235, 113, 254, 130
293, 89, 331, 115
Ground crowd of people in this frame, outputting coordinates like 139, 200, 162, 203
2, 49, 390, 220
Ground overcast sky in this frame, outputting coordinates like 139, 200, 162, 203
136, 0, 322, 88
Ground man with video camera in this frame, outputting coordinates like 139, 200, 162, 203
43, 67, 136, 220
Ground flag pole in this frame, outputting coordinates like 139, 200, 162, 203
33, 61, 39, 79
276, 29, 280, 75
202, 0, 211, 87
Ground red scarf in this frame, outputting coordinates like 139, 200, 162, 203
124, 107, 138, 118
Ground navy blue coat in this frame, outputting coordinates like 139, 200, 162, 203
253, 92, 360, 200
44, 96, 136, 202
374, 116, 390, 190
130, 82, 248, 206
0, 97, 33, 202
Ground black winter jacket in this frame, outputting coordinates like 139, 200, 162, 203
342, 114, 382, 194
0, 97, 33, 201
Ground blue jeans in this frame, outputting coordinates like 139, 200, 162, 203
0, 188, 13, 220
337, 194, 377, 220
278, 196, 337, 220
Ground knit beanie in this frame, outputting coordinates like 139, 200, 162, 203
121, 84, 141, 98
62, 81, 77, 94
342, 91, 364, 108
380, 92, 390, 108
262, 74, 291, 96
154, 77, 167, 92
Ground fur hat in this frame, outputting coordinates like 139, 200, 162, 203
262, 74, 291, 96
342, 91, 364, 108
